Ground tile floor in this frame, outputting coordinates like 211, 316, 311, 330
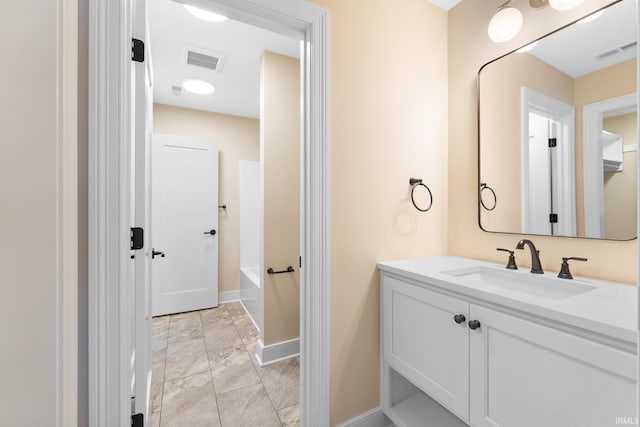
151, 301, 300, 427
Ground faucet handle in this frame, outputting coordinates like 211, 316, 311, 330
558, 257, 588, 280
497, 248, 518, 270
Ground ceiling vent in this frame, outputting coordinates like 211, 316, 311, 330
182, 45, 226, 73
595, 41, 637, 60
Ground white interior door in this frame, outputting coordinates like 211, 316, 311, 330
132, 0, 152, 423
152, 133, 219, 316
525, 112, 553, 235
521, 87, 576, 237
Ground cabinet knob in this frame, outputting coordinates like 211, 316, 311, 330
454, 314, 466, 324
468, 320, 481, 330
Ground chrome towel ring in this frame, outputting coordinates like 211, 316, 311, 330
480, 183, 497, 211
409, 177, 433, 212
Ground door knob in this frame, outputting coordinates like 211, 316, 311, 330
454, 314, 466, 324
468, 320, 481, 330
204, 229, 216, 236
152, 249, 165, 259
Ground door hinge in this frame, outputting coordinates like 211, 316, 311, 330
131, 227, 144, 250
299, 256, 302, 269
549, 213, 558, 223
548, 138, 557, 148
131, 413, 143, 427
132, 38, 145, 62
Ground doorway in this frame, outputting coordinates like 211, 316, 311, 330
147, 3, 303, 423
521, 87, 577, 237
583, 92, 638, 239
88, 0, 329, 425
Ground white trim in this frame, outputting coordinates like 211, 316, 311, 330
218, 290, 240, 303
89, 1, 330, 426
334, 407, 391, 427
521, 87, 576, 237
256, 338, 300, 366
583, 92, 637, 238
88, 0, 133, 426
237, 299, 261, 332
60, 0, 78, 424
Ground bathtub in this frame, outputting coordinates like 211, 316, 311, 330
240, 267, 261, 331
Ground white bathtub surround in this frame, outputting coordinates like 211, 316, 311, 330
256, 338, 301, 366
239, 161, 260, 268
239, 161, 261, 330
240, 266, 261, 331
378, 256, 636, 427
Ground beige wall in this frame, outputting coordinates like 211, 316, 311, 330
260, 51, 301, 346
603, 113, 638, 240
0, 1, 71, 423
574, 59, 637, 236
449, 0, 637, 284
479, 52, 574, 232
153, 104, 259, 294
310, 0, 449, 424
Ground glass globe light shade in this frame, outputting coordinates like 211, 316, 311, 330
488, 7, 524, 43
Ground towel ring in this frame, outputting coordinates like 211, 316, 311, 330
409, 178, 433, 212
480, 183, 497, 211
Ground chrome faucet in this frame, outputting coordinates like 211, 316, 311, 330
515, 239, 544, 274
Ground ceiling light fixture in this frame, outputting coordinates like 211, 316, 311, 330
184, 4, 228, 22
549, 0, 584, 11
182, 79, 215, 95
488, 2, 523, 43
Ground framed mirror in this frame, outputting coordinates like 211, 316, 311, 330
478, 0, 637, 240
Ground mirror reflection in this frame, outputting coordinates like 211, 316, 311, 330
479, 0, 637, 240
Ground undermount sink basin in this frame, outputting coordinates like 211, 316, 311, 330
442, 266, 596, 300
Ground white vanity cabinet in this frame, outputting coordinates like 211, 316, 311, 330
382, 275, 470, 421
380, 266, 637, 427
469, 305, 636, 427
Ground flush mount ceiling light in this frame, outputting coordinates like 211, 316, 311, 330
182, 79, 215, 95
488, 4, 523, 43
184, 4, 228, 22
549, 0, 584, 11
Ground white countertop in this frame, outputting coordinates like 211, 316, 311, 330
378, 256, 638, 346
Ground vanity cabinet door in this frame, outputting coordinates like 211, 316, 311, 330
469, 305, 636, 427
382, 275, 470, 421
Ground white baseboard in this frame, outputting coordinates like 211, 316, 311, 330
256, 338, 300, 366
219, 290, 240, 304
239, 299, 261, 332
334, 407, 392, 427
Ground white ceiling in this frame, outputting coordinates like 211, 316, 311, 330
425, 0, 463, 11
148, 0, 300, 118
527, 0, 637, 78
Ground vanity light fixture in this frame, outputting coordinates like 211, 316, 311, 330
488, 3, 524, 43
184, 4, 228, 22
182, 79, 215, 95
489, 0, 585, 43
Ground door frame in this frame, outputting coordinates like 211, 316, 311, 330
521, 87, 576, 236
88, 0, 330, 426
583, 92, 637, 238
